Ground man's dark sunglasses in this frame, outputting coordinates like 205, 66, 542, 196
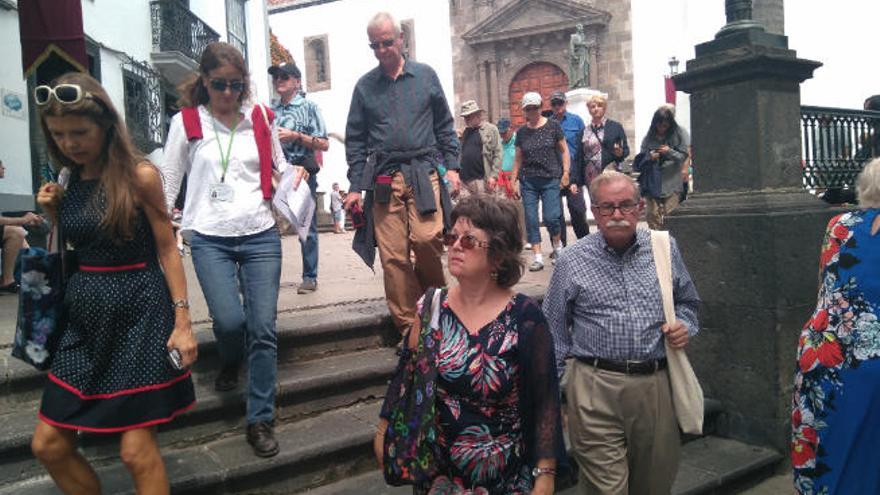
593, 202, 638, 216
443, 233, 489, 250
551, 100, 566, 107
368, 39, 396, 50
271, 73, 290, 81
209, 79, 245, 93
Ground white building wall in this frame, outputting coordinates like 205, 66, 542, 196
269, 0, 455, 201
0, 7, 33, 204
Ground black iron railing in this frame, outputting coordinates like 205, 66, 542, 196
150, 0, 220, 62
122, 59, 164, 152
801, 105, 880, 191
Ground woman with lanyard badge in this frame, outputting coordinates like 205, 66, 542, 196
159, 42, 290, 458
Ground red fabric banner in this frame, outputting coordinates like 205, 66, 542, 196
19, 0, 88, 78
665, 76, 677, 105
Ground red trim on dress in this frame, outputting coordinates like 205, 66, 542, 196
47, 370, 192, 400
78, 262, 147, 272
38, 400, 196, 433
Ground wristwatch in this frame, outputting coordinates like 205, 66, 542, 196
172, 299, 190, 310
532, 466, 557, 478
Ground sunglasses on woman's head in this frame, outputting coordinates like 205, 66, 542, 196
443, 233, 490, 250
368, 39, 395, 50
208, 79, 245, 93
34, 84, 94, 106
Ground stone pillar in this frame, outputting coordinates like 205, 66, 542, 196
488, 60, 499, 121
587, 40, 599, 88
753, 0, 785, 36
476, 60, 487, 119
670, 1, 829, 452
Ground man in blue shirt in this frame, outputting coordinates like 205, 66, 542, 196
550, 91, 588, 247
269, 62, 328, 294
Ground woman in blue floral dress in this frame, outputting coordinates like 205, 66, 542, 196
792, 158, 880, 494
375, 195, 566, 494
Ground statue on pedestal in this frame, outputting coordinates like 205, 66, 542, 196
568, 24, 589, 89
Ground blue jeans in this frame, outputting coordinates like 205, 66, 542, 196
520, 176, 562, 244
300, 174, 319, 281
190, 227, 281, 424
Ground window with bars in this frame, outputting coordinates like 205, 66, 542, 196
226, 0, 248, 62
122, 60, 164, 153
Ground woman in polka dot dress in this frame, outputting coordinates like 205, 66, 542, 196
32, 72, 197, 494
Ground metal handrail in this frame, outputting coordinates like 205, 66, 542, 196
150, 0, 220, 62
801, 105, 880, 191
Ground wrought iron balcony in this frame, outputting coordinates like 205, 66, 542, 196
801, 106, 880, 199
150, 0, 220, 84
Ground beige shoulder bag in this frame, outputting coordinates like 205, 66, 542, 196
650, 230, 704, 435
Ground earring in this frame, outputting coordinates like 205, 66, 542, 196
490, 271, 498, 282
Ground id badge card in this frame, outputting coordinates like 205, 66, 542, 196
209, 182, 235, 203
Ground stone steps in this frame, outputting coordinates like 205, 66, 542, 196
0, 347, 397, 491
0, 401, 385, 494
307, 436, 783, 495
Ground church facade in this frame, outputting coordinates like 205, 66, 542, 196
449, 0, 635, 142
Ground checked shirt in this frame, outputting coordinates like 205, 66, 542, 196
542, 229, 701, 378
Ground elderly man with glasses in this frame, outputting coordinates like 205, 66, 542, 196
343, 11, 460, 336
543, 170, 701, 494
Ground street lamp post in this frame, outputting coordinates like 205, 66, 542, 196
668, 56, 680, 76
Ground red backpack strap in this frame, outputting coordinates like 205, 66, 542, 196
180, 107, 203, 141
251, 105, 276, 200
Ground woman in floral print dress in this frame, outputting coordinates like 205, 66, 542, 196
792, 158, 880, 494
375, 195, 566, 494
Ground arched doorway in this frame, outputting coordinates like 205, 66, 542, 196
508, 62, 568, 128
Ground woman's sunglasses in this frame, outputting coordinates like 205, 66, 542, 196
208, 79, 245, 93
368, 39, 395, 50
443, 233, 490, 250
34, 84, 94, 106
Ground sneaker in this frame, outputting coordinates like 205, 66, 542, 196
297, 279, 317, 294
549, 248, 561, 260
214, 363, 239, 392
524, 243, 532, 250
529, 260, 544, 272
246, 421, 280, 458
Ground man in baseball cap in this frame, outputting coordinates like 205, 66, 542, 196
268, 61, 328, 295
458, 100, 502, 198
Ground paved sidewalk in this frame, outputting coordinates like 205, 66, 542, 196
1, 228, 566, 346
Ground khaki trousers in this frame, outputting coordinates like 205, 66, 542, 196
566, 359, 681, 495
373, 171, 446, 332
457, 178, 500, 199
645, 194, 680, 231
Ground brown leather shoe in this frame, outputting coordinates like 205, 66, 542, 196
246, 421, 280, 458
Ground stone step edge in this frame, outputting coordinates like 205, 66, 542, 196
0, 347, 398, 467
0, 298, 398, 396
301, 436, 783, 495
0, 286, 547, 395
0, 400, 385, 495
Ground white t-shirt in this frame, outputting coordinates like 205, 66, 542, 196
159, 104, 289, 238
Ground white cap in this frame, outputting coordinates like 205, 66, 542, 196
521, 92, 542, 109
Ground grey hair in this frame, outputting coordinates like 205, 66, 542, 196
588, 170, 640, 204
367, 12, 401, 37
856, 158, 880, 208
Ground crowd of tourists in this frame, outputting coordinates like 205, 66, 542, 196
9, 7, 879, 495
